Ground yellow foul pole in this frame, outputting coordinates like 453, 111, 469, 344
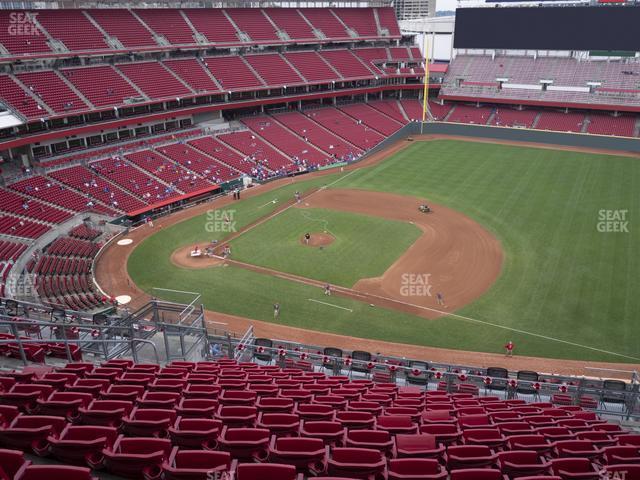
420, 32, 430, 134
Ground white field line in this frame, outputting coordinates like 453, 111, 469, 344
308, 298, 353, 312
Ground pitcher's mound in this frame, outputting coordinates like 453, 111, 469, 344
300, 232, 335, 247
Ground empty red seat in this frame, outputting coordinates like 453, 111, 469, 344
67, 379, 110, 397
256, 397, 294, 413
498, 450, 550, 478
257, 413, 300, 437
420, 423, 462, 446
537, 427, 576, 442
314, 395, 348, 411
235, 463, 302, 480
0, 384, 53, 413
100, 435, 172, 479
101, 384, 144, 402
18, 465, 97, 480
122, 408, 176, 438
175, 398, 218, 418
459, 414, 492, 430
217, 406, 258, 427
619, 434, 640, 447
219, 390, 258, 406
184, 384, 221, 399
0, 414, 66, 455
387, 458, 447, 480
35, 392, 93, 422
0, 406, 19, 427
168, 417, 222, 449
218, 426, 270, 461
148, 379, 187, 393
78, 400, 133, 428
462, 428, 506, 449
395, 433, 445, 459
446, 445, 497, 470
47, 425, 118, 466
601, 445, 640, 465
0, 447, 30, 478
299, 421, 345, 446
327, 447, 386, 479
335, 411, 376, 430
550, 457, 600, 479
295, 403, 335, 421
347, 401, 384, 416
497, 421, 533, 436
553, 440, 602, 460
345, 429, 394, 455
268, 436, 328, 475
508, 434, 553, 455
137, 391, 181, 409
162, 447, 233, 480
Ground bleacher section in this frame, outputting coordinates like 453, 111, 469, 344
338, 103, 404, 136
0, 189, 72, 225
244, 54, 304, 86
441, 55, 640, 110
0, 357, 636, 480
491, 108, 538, 128
218, 131, 295, 175
88, 9, 157, 48
305, 108, 385, 150
0, 240, 27, 297
116, 62, 192, 100
156, 143, 240, 184
536, 111, 586, 133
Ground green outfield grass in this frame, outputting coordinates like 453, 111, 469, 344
229, 208, 421, 287
128, 139, 640, 362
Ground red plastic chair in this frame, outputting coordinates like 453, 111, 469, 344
294, 403, 335, 420
147, 379, 187, 393
257, 413, 300, 437
449, 469, 506, 480
395, 433, 445, 459
299, 421, 345, 447
100, 384, 144, 402
314, 395, 348, 411
0, 406, 19, 428
162, 447, 234, 480
219, 390, 258, 406
183, 384, 221, 399
236, 463, 303, 480
0, 448, 30, 479
553, 440, 602, 460
78, 399, 133, 428
347, 401, 384, 416
327, 447, 386, 480
67, 379, 110, 397
47, 425, 118, 466
507, 434, 553, 455
550, 458, 600, 479
175, 398, 218, 418
100, 435, 171, 479
376, 415, 418, 435
35, 392, 93, 422
256, 397, 295, 413
0, 414, 66, 455
217, 406, 258, 428
498, 450, 550, 478
335, 411, 376, 430
122, 408, 176, 438
420, 423, 462, 446
387, 458, 447, 480
345, 429, 394, 456
0, 384, 53, 413
459, 414, 492, 430
268, 436, 328, 475
462, 428, 506, 449
217, 426, 270, 461
446, 445, 497, 470
33, 372, 78, 389
168, 417, 222, 449
18, 465, 97, 480
601, 445, 640, 465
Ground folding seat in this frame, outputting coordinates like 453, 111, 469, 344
537, 427, 576, 442
168, 417, 222, 449
498, 421, 534, 436
122, 408, 177, 438
251, 384, 279, 397
572, 411, 598, 422
156, 368, 188, 380
218, 426, 270, 461
314, 395, 348, 410
257, 413, 300, 437
236, 463, 302, 480
268, 436, 328, 475
462, 428, 506, 449
0, 377, 16, 393
335, 411, 376, 430
576, 430, 616, 447
498, 450, 551, 478
275, 380, 302, 389
527, 415, 559, 428
457, 407, 486, 416
446, 445, 498, 470
116, 372, 156, 386
137, 391, 181, 409
449, 469, 505, 480
386, 407, 422, 422
393, 433, 444, 460
393, 398, 425, 409
47, 425, 118, 466
550, 458, 600, 479
511, 405, 542, 416
331, 388, 362, 401
147, 379, 187, 393
327, 447, 386, 479
18, 465, 97, 480
459, 414, 492, 430
280, 389, 314, 404
420, 410, 456, 425
167, 361, 195, 371
78, 399, 133, 428
303, 384, 331, 396
346, 401, 384, 416
618, 434, 640, 447
186, 373, 217, 385
67, 378, 110, 397
217, 379, 248, 390
553, 440, 602, 460
35, 391, 93, 422
184, 384, 221, 399
420, 423, 462, 446
85, 367, 121, 381
219, 390, 258, 406
362, 393, 394, 407
217, 406, 258, 428
0, 415, 66, 454
0, 447, 30, 478
176, 398, 218, 418
591, 422, 624, 434
601, 445, 640, 465
508, 434, 553, 455
102, 359, 134, 370
376, 415, 419, 435
300, 420, 345, 446
0, 384, 53, 413
490, 411, 522, 423
0, 406, 19, 428
57, 363, 94, 377
34, 372, 78, 389
100, 435, 172, 479
101, 384, 144, 402
162, 448, 233, 480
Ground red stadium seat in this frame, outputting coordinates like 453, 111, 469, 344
268, 436, 328, 475
235, 463, 303, 480
327, 447, 386, 479
0, 415, 66, 455
100, 435, 171, 479
175, 398, 219, 418
78, 400, 134, 428
387, 458, 447, 480
122, 408, 176, 438
0, 448, 30, 479
256, 413, 300, 437
35, 392, 93, 422
299, 421, 345, 446
395, 433, 445, 459
498, 450, 551, 478
18, 465, 97, 480
162, 448, 233, 480
345, 429, 394, 456
446, 445, 498, 470
449, 469, 505, 480
217, 406, 258, 427
218, 426, 270, 461
168, 417, 222, 449
47, 425, 118, 466
550, 458, 601, 479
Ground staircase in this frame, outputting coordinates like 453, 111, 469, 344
55, 71, 96, 110
9, 74, 55, 116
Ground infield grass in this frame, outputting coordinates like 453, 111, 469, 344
128, 139, 640, 362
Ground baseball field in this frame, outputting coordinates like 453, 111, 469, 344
124, 139, 640, 364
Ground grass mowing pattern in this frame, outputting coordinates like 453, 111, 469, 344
128, 140, 640, 362
230, 208, 421, 287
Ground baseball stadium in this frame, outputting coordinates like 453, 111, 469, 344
0, 0, 639, 479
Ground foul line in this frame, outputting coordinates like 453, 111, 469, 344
308, 298, 353, 312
